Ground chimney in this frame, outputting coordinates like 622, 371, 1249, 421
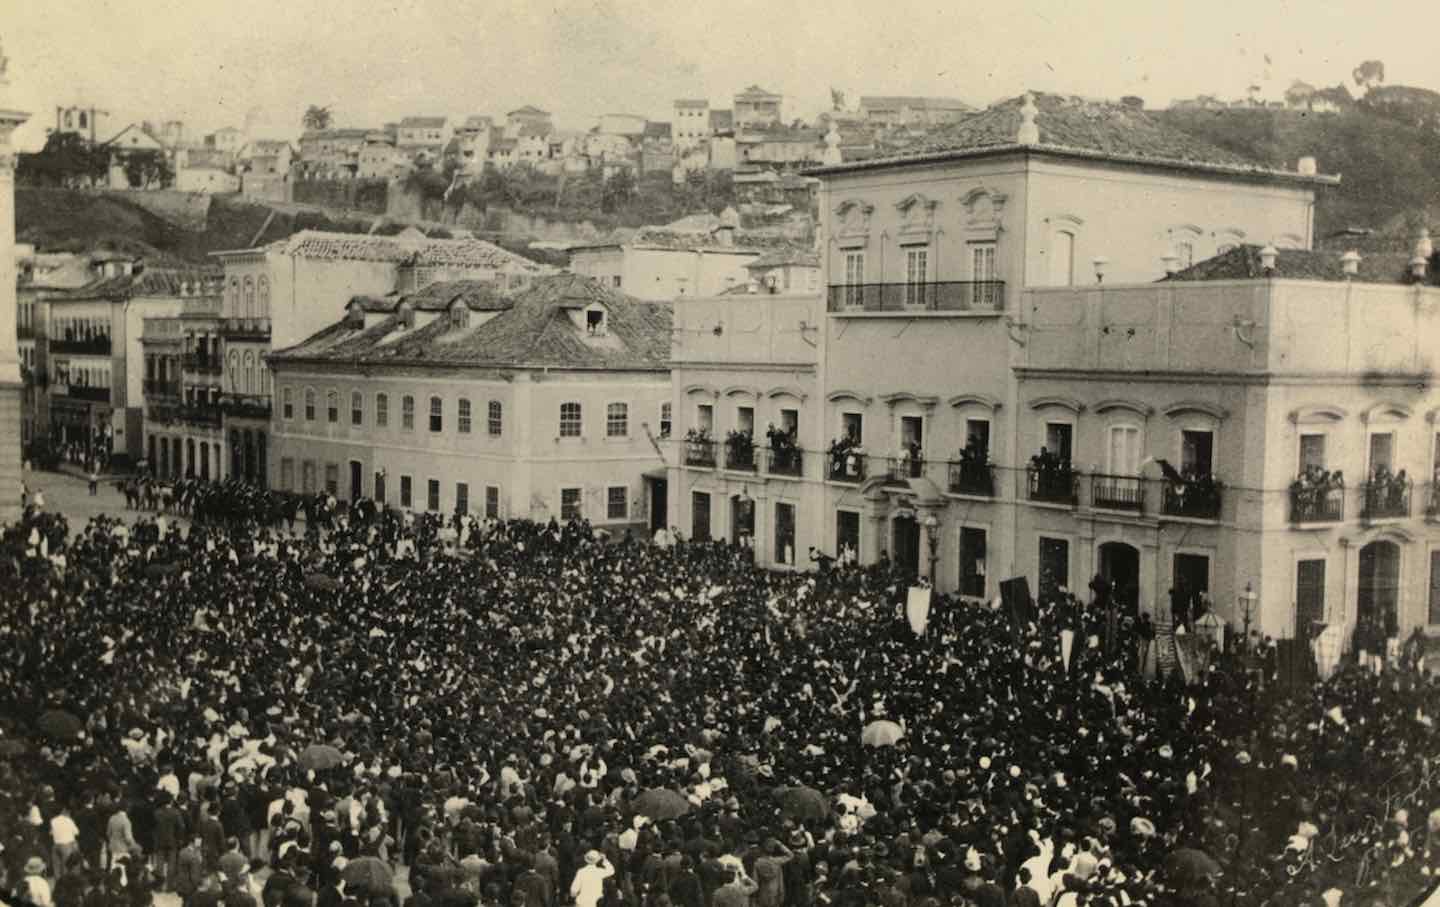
1297, 156, 1317, 176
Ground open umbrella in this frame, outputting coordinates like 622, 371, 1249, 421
36, 709, 83, 741
298, 743, 344, 771
304, 573, 341, 592
1164, 848, 1222, 886
631, 787, 693, 821
861, 719, 904, 747
776, 786, 830, 821
342, 856, 394, 894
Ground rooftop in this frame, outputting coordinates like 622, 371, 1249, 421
210, 230, 547, 270
508, 105, 551, 117
45, 264, 223, 300
675, 99, 709, 108
809, 92, 1341, 185
736, 85, 782, 101
400, 116, 448, 128
271, 274, 672, 370
745, 248, 821, 270
1162, 243, 1436, 286
860, 96, 974, 111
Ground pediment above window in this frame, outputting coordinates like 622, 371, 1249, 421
960, 187, 1007, 240
834, 199, 875, 248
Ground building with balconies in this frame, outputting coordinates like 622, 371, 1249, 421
267, 275, 670, 527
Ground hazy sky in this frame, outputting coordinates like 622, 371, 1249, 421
3, 0, 1432, 150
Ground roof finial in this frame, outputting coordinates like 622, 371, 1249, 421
822, 122, 842, 166
1017, 93, 1040, 145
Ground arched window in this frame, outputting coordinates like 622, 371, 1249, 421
243, 277, 256, 318
326, 390, 339, 423
375, 393, 389, 427
256, 276, 270, 318
228, 350, 241, 392
228, 277, 240, 312
282, 387, 294, 420
304, 388, 316, 421
429, 395, 443, 432
351, 391, 364, 426
1051, 230, 1077, 286
401, 395, 415, 430
243, 351, 255, 394
559, 402, 582, 437
488, 401, 503, 436
458, 398, 472, 434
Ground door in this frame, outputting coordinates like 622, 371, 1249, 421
899, 416, 924, 475
893, 513, 921, 578
692, 491, 711, 541
1357, 541, 1400, 639
1296, 558, 1326, 640
1038, 536, 1069, 602
731, 495, 755, 544
374, 471, 387, 506
349, 460, 363, 501
1099, 542, 1141, 613
648, 478, 667, 533
1173, 553, 1210, 619
774, 502, 796, 565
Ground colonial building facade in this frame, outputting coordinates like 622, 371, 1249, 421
267, 276, 671, 529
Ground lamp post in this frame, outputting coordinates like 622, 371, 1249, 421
1092, 256, 1109, 285
1238, 581, 1258, 652
922, 512, 940, 584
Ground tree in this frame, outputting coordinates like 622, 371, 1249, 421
1284, 80, 1317, 109
1119, 96, 1145, 111
602, 167, 635, 213
122, 150, 172, 189
830, 88, 847, 112
1353, 60, 1385, 92
16, 131, 109, 187
303, 105, 333, 131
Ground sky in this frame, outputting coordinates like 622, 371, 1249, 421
2, 0, 1435, 151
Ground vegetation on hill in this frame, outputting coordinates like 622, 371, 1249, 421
1158, 86, 1440, 239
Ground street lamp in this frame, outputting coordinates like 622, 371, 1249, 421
922, 512, 940, 584
1238, 581, 1258, 651
1092, 256, 1109, 285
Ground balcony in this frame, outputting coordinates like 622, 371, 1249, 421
220, 317, 271, 339
1290, 478, 1344, 524
684, 436, 717, 468
1161, 475, 1223, 520
826, 445, 868, 483
886, 456, 926, 484
51, 336, 112, 355
182, 354, 224, 375
65, 385, 112, 403
1027, 465, 1079, 506
1092, 474, 1144, 512
827, 281, 1006, 314
180, 403, 223, 429
1361, 474, 1412, 521
947, 461, 995, 497
723, 435, 758, 472
766, 447, 804, 478
143, 379, 182, 399
220, 393, 273, 420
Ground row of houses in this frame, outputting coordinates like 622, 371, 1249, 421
20, 89, 1440, 658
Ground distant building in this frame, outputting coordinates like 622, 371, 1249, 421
239, 139, 293, 175
569, 211, 803, 301
673, 99, 710, 149
597, 113, 648, 137
858, 96, 973, 127
396, 116, 452, 164
210, 126, 245, 154
734, 86, 783, 129
505, 106, 553, 138
53, 105, 107, 144
175, 149, 240, 194
297, 128, 371, 180
266, 275, 672, 530
357, 132, 405, 180
101, 122, 169, 188
737, 126, 824, 169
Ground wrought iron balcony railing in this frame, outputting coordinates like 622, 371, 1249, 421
765, 447, 804, 478
1092, 474, 1144, 512
724, 440, 757, 472
1361, 477, 1411, 520
51, 336, 112, 355
827, 448, 867, 483
947, 461, 995, 497
220, 317, 271, 339
1290, 481, 1344, 524
220, 393, 273, 420
827, 281, 1006, 313
887, 456, 926, 483
1161, 476, 1223, 520
684, 438, 717, 468
1028, 465, 1079, 506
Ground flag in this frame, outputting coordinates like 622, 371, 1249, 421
1060, 629, 1075, 672
906, 586, 932, 636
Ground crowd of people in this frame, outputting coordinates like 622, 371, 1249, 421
0, 495, 1437, 907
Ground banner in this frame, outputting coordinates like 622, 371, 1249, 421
906, 586, 932, 637
1060, 628, 1075, 672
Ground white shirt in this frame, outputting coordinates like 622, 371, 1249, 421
26, 874, 54, 907
51, 813, 80, 846
570, 862, 615, 907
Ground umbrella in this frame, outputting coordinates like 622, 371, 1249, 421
1164, 848, 1222, 886
776, 786, 830, 821
631, 788, 693, 821
305, 573, 341, 592
861, 719, 904, 747
298, 743, 344, 771
0, 738, 30, 757
36, 709, 83, 740
342, 856, 394, 894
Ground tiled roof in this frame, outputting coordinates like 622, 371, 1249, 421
508, 105, 550, 117
1162, 244, 1425, 285
46, 265, 222, 300
462, 115, 493, 129
247, 140, 291, 154
675, 99, 709, 108
516, 123, 551, 139
410, 239, 547, 271
626, 226, 797, 254
811, 92, 1339, 184
745, 248, 820, 269
273, 275, 671, 370
270, 231, 545, 269
400, 116, 448, 128
303, 128, 372, 141
736, 85, 780, 100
